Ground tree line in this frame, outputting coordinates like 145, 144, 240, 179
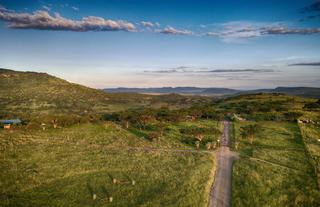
103, 106, 225, 130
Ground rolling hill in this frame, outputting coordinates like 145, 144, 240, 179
1, 68, 318, 121
105, 87, 320, 98
0, 68, 211, 119
0, 68, 112, 115
240, 87, 320, 98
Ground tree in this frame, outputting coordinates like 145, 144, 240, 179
119, 111, 133, 129
240, 128, 248, 139
303, 99, 320, 110
206, 142, 212, 150
136, 109, 155, 130
103, 113, 120, 122
138, 114, 151, 130
52, 119, 58, 129
201, 106, 217, 119
195, 141, 200, 149
155, 121, 166, 137
283, 111, 303, 122
155, 107, 171, 122
240, 124, 260, 144
188, 107, 202, 121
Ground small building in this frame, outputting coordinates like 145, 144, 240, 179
233, 114, 246, 121
41, 123, 46, 130
0, 119, 22, 129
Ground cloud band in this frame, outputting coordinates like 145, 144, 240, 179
0, 9, 136, 32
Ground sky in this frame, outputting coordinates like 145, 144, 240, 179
0, 0, 320, 89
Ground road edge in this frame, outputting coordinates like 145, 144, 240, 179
205, 153, 217, 207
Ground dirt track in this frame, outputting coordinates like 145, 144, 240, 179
209, 121, 238, 207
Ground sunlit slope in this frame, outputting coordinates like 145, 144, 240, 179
0, 68, 211, 118
0, 122, 215, 207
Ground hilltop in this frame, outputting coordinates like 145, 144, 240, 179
0, 69, 211, 119
0, 68, 112, 115
241, 87, 320, 99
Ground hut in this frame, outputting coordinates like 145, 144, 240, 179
0, 119, 22, 129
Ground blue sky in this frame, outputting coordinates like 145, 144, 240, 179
0, 0, 320, 89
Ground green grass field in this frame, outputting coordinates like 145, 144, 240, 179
299, 122, 320, 186
0, 122, 216, 207
232, 121, 320, 207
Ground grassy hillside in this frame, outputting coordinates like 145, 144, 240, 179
273, 87, 320, 99
231, 121, 320, 207
299, 122, 320, 186
0, 121, 217, 207
0, 69, 211, 119
0, 69, 221, 206
0, 69, 111, 114
235, 87, 320, 98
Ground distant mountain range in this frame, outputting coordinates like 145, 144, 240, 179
105, 87, 238, 95
105, 87, 320, 98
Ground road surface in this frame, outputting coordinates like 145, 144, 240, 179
209, 121, 238, 207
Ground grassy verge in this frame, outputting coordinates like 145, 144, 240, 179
0, 122, 215, 207
232, 121, 320, 207
299, 122, 320, 187
229, 121, 236, 150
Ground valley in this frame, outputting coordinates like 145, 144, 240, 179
0, 69, 319, 206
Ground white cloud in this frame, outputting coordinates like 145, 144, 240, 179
71, 6, 79, 11
262, 26, 320, 35
0, 8, 136, 32
0, 6, 319, 41
273, 56, 306, 62
42, 5, 51, 11
0, 4, 13, 12
143, 66, 274, 74
159, 26, 193, 35
141, 21, 154, 27
205, 21, 320, 42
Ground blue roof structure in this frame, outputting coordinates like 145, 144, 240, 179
0, 119, 22, 124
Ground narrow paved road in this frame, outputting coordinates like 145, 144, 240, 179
209, 121, 238, 207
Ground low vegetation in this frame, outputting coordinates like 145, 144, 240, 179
232, 121, 320, 207
216, 93, 316, 121
299, 122, 320, 186
0, 123, 215, 207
